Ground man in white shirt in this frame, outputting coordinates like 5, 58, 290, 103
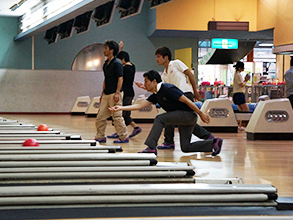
285, 57, 293, 109
154, 46, 222, 150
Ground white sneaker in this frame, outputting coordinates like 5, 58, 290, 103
238, 126, 245, 131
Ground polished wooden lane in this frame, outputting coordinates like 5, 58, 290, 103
1, 113, 292, 198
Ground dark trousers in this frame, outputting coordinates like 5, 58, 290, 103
122, 96, 134, 126
145, 110, 214, 152
164, 123, 212, 144
164, 92, 211, 144
288, 95, 293, 109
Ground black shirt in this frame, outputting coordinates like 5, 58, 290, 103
147, 83, 193, 112
103, 57, 123, 95
122, 63, 136, 97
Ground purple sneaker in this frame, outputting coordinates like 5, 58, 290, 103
129, 127, 142, 138
113, 138, 129, 143
209, 135, 215, 139
157, 142, 175, 149
95, 137, 106, 143
138, 147, 157, 155
107, 133, 119, 138
212, 138, 223, 156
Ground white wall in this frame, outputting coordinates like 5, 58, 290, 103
0, 69, 146, 113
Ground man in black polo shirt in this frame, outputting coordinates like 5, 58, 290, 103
95, 40, 128, 144
109, 70, 223, 155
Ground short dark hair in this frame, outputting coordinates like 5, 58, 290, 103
155, 46, 172, 61
143, 70, 162, 83
290, 56, 293, 66
234, 61, 244, 70
116, 51, 130, 62
104, 40, 119, 56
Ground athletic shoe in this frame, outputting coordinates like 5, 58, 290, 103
138, 147, 157, 155
129, 127, 142, 138
157, 142, 175, 149
113, 138, 129, 143
238, 126, 245, 131
212, 138, 223, 156
107, 133, 119, 138
208, 135, 215, 139
95, 137, 106, 143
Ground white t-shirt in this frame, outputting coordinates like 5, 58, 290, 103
233, 71, 245, 93
161, 60, 193, 93
285, 66, 293, 97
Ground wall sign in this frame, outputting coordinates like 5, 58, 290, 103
211, 38, 238, 49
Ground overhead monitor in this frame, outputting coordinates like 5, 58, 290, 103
44, 26, 59, 44
117, 0, 143, 19
73, 11, 93, 34
57, 19, 74, 39
211, 38, 238, 49
93, 0, 115, 27
150, 0, 174, 8
117, 0, 132, 11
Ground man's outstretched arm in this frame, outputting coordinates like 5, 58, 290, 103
109, 100, 152, 112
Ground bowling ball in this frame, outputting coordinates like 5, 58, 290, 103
37, 124, 49, 131
214, 81, 223, 86
201, 81, 211, 86
23, 138, 39, 147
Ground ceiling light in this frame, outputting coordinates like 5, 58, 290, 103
9, 0, 28, 11
9, 4, 18, 11
259, 43, 274, 47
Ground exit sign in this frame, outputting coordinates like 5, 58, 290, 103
211, 38, 238, 49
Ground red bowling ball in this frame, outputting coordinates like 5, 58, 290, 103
23, 138, 39, 147
201, 81, 211, 86
37, 124, 49, 131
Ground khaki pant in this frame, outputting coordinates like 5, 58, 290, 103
95, 92, 128, 140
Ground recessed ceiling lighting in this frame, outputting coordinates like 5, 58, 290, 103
259, 43, 274, 47
9, 4, 18, 11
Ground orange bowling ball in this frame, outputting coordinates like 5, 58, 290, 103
37, 124, 49, 131
23, 138, 39, 147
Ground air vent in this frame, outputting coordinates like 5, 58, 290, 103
208, 21, 249, 31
